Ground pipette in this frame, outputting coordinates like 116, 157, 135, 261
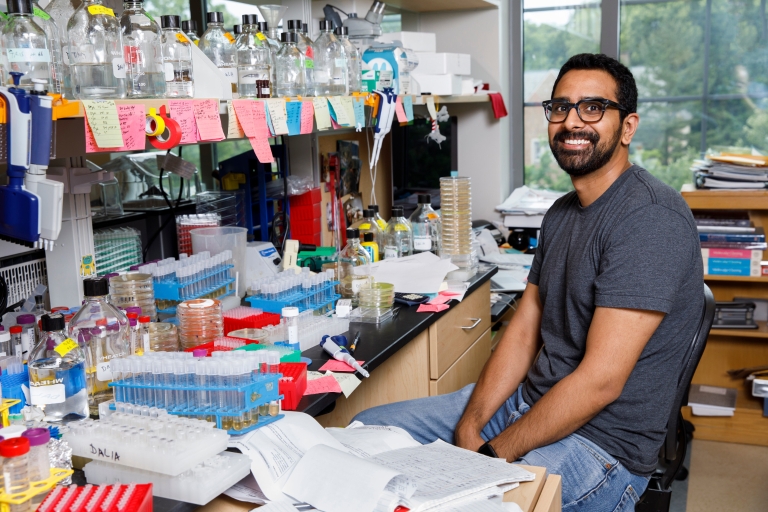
320, 336, 369, 378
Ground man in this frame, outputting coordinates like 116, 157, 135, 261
353, 53, 704, 512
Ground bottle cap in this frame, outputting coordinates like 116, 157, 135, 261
363, 232, 374, 242
233, 24, 242, 35
126, 312, 138, 319
259, 21, 268, 32
346, 228, 360, 239
392, 206, 404, 217
282, 307, 299, 318
41, 313, 65, 332
0, 437, 29, 458
418, 194, 431, 204
319, 19, 332, 31
281, 32, 298, 43
35, 295, 43, 305
9, 326, 22, 334
16, 314, 35, 325
138, 315, 151, 324
160, 15, 180, 29
302, 22, 308, 33
206, 11, 223, 23
334, 26, 348, 36
7, 0, 33, 15
192, 349, 207, 357
21, 428, 50, 447
83, 278, 109, 297
287, 19, 301, 30
125, 306, 142, 316
362, 209, 373, 217
181, 20, 197, 32
242, 14, 258, 25
368, 204, 379, 212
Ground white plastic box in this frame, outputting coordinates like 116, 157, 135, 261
415, 53, 471, 76
377, 31, 436, 52
411, 73, 463, 96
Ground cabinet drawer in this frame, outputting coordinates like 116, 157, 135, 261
429, 327, 491, 396
429, 280, 491, 379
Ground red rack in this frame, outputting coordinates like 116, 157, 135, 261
289, 189, 322, 246
39, 483, 153, 512
222, 308, 281, 335
279, 362, 308, 410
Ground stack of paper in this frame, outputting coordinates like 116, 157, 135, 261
369, 252, 458, 294
692, 153, 768, 189
495, 186, 565, 228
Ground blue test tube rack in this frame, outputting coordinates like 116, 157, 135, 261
245, 280, 341, 314
154, 264, 236, 314
109, 372, 283, 435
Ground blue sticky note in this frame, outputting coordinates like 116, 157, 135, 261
286, 102, 302, 136
353, 98, 366, 129
403, 95, 414, 122
327, 100, 339, 123
262, 100, 276, 136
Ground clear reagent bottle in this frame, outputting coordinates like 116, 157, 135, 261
120, 0, 165, 98
198, 11, 237, 92
160, 14, 194, 98
384, 206, 413, 259
2, 0, 52, 91
313, 19, 347, 96
409, 194, 441, 255
236, 14, 271, 98
275, 31, 305, 97
338, 228, 371, 305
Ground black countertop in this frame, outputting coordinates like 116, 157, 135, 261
297, 264, 498, 417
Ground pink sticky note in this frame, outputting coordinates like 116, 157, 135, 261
232, 99, 257, 137
300, 101, 314, 134
193, 99, 225, 141
85, 103, 146, 153
428, 295, 452, 305
304, 375, 343, 395
252, 101, 271, 139
417, 303, 450, 313
249, 136, 274, 164
318, 360, 365, 373
330, 117, 342, 130
441, 291, 461, 296
395, 96, 407, 123
169, 100, 198, 144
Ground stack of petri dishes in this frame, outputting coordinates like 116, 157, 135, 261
227, 328, 269, 344
352, 281, 395, 324
149, 322, 180, 352
439, 174, 477, 279
109, 273, 157, 320
177, 298, 224, 350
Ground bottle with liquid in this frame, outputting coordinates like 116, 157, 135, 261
275, 31, 305, 97
31, 0, 64, 94
361, 232, 379, 263
287, 19, 314, 96
46, 0, 77, 97
409, 194, 441, 255
181, 20, 199, 45
2, 0, 52, 91
334, 26, 361, 93
67, 0, 127, 99
338, 228, 371, 305
32, 294, 47, 342
352, 208, 383, 247
383, 206, 413, 259
160, 15, 194, 98
28, 313, 88, 423
313, 20, 347, 96
119, 0, 164, 98
368, 204, 388, 231
198, 12, 237, 92
236, 14, 271, 98
68, 278, 130, 416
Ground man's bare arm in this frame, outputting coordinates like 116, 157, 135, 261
486, 306, 665, 461
454, 283, 544, 451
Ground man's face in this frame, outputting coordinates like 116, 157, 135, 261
548, 69, 625, 177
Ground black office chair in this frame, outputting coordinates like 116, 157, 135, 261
635, 284, 715, 512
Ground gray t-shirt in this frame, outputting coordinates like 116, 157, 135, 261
524, 166, 703, 476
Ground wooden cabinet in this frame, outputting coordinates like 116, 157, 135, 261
430, 328, 491, 396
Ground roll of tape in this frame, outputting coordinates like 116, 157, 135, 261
148, 105, 182, 150
145, 107, 165, 136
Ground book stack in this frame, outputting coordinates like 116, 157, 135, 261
689, 384, 737, 417
714, 301, 758, 329
696, 213, 766, 276
691, 153, 768, 189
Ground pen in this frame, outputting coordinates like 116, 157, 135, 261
349, 331, 360, 355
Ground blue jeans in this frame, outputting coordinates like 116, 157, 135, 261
352, 384, 649, 512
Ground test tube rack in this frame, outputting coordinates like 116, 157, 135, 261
84, 451, 250, 505
278, 362, 308, 411
0, 468, 74, 510
38, 482, 153, 512
108, 372, 284, 436
233, 342, 302, 362
154, 264, 235, 314
222, 307, 281, 335
245, 279, 341, 314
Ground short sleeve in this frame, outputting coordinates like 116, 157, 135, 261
594, 205, 697, 314
527, 217, 547, 286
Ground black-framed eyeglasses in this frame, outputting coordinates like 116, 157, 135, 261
542, 98, 628, 123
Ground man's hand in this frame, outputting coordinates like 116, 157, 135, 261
454, 418, 485, 452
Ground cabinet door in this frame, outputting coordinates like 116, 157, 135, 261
430, 327, 491, 396
429, 281, 491, 380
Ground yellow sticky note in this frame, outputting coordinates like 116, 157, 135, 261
54, 338, 79, 357
176, 33, 190, 44
87, 5, 114, 16
311, 97, 331, 131
328, 96, 351, 126
265, 98, 289, 135
226, 100, 244, 139
82, 100, 124, 148
340, 97, 356, 128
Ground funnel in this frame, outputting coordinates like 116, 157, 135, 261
257, 4, 288, 40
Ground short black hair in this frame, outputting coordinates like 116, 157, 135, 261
551, 53, 638, 121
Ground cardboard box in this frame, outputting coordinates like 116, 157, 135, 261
377, 31, 436, 52
411, 73, 463, 96
461, 77, 475, 95
415, 52, 471, 75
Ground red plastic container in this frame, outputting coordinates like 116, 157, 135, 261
39, 483, 153, 512
289, 189, 322, 247
222, 308, 280, 335
279, 362, 308, 410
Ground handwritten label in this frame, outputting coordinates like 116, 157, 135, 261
96, 360, 112, 381
53, 338, 78, 357
193, 99, 225, 141
169, 99, 199, 144
311, 97, 331, 130
395, 96, 407, 123
220, 67, 237, 84
300, 101, 314, 134
30, 383, 65, 405
249, 136, 274, 164
87, 5, 114, 16
90, 444, 121, 462
112, 57, 126, 78
85, 103, 145, 152
340, 97, 356, 128
226, 100, 244, 138
403, 95, 414, 122
265, 99, 289, 135
285, 101, 302, 136
232, 99, 256, 137
7, 48, 50, 63
352, 97, 365, 130
304, 375, 342, 395
327, 96, 351, 126
82, 100, 125, 148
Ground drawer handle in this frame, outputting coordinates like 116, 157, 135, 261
461, 318, 482, 330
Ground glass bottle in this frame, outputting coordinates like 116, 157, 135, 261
198, 11, 237, 93
334, 26, 361, 93
338, 228, 371, 306
2, 0, 52, 91
181, 20, 199, 45
352, 208, 383, 247
259, 21, 280, 96
368, 204, 388, 231
236, 14, 271, 98
68, 278, 130, 416
361, 232, 379, 263
28, 313, 88, 423
32, 294, 47, 342
160, 15, 194, 98
409, 194, 441, 255
120, 0, 164, 98
31, 0, 64, 94
67, 0, 126, 99
313, 20, 347, 96
383, 206, 413, 259
288, 19, 314, 96
275, 31, 305, 97
46, 0, 77, 97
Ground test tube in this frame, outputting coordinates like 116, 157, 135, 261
173, 361, 186, 412
196, 360, 209, 412
152, 359, 164, 408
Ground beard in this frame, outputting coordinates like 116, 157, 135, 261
549, 126, 622, 177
